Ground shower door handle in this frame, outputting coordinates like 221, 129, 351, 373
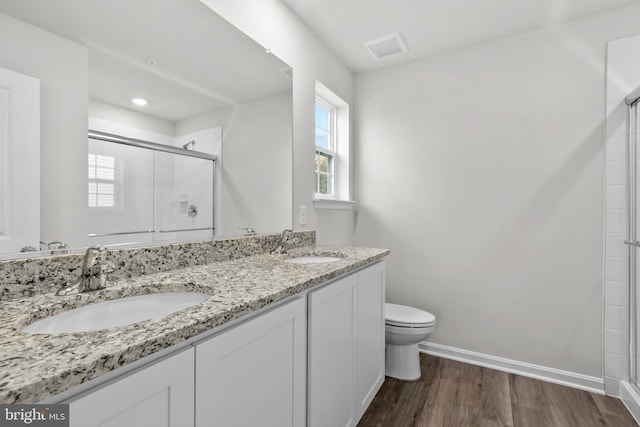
625, 240, 640, 247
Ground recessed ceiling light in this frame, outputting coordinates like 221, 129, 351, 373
132, 98, 148, 106
364, 32, 409, 59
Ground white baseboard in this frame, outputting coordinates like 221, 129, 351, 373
620, 381, 640, 425
419, 341, 604, 395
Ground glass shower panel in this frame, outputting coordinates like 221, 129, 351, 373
154, 151, 214, 241
628, 101, 640, 389
88, 138, 155, 246
634, 104, 640, 388
636, 232, 640, 389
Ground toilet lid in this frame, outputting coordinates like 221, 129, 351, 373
385, 303, 436, 327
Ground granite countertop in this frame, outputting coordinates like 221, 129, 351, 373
0, 246, 389, 403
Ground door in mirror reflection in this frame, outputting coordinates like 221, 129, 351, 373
0, 67, 39, 254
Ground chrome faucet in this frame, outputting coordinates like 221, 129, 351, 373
238, 227, 257, 236
41, 240, 70, 255
272, 229, 293, 254
56, 246, 114, 295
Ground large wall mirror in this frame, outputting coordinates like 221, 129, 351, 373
0, 0, 293, 258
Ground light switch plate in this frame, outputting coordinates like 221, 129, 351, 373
299, 205, 307, 225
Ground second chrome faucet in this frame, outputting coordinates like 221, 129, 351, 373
56, 246, 115, 295
272, 229, 293, 254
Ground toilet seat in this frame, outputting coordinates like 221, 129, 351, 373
385, 303, 436, 328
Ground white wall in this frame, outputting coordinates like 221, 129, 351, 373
177, 92, 292, 236
89, 100, 176, 137
0, 13, 88, 248
200, 0, 355, 243
217, 93, 292, 235
356, 5, 640, 379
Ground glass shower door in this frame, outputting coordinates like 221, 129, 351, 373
88, 137, 155, 246
88, 133, 215, 247
626, 100, 640, 388
154, 151, 214, 242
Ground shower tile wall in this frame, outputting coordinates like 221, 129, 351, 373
604, 35, 640, 396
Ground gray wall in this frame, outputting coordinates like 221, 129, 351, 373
0, 13, 88, 248
355, 4, 640, 377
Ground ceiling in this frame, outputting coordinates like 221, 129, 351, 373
280, 0, 640, 73
0, 0, 291, 122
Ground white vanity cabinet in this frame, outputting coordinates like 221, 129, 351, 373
194, 296, 307, 427
53, 260, 385, 427
355, 262, 386, 416
308, 261, 386, 427
308, 271, 357, 427
66, 347, 194, 427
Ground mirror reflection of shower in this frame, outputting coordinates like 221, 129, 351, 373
87, 124, 221, 248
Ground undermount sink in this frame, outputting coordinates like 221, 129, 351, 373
285, 256, 343, 264
23, 292, 210, 335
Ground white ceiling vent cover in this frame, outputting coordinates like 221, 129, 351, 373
364, 32, 409, 59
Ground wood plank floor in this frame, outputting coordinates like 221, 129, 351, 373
358, 354, 638, 427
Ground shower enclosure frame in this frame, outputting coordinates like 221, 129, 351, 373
87, 129, 217, 239
89, 130, 216, 161
625, 89, 640, 389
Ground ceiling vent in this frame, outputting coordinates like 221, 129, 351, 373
364, 32, 409, 59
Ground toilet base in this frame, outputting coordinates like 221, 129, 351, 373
385, 342, 421, 381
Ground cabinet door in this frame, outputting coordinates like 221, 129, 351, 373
355, 262, 386, 419
308, 274, 358, 427
68, 348, 194, 427
195, 297, 306, 427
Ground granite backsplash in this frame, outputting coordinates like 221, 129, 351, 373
0, 231, 315, 301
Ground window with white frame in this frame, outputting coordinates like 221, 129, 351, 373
315, 96, 336, 197
313, 81, 352, 208
88, 153, 115, 208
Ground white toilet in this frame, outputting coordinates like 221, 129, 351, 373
385, 303, 436, 381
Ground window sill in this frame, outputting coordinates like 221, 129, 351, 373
313, 198, 359, 211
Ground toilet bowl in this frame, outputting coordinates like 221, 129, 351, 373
385, 303, 436, 381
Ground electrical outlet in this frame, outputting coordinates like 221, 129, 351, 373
299, 205, 307, 226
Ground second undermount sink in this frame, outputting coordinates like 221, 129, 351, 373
23, 292, 210, 335
285, 256, 343, 264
